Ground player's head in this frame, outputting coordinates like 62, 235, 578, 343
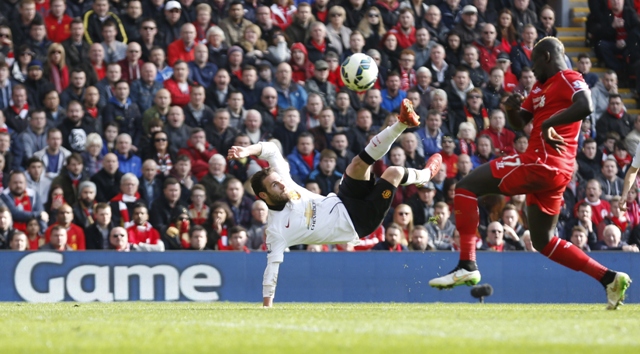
251, 167, 290, 208
531, 36, 565, 84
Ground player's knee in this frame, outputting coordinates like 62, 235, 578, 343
531, 232, 554, 252
382, 166, 405, 180
349, 156, 368, 170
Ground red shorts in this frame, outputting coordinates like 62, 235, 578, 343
489, 153, 573, 215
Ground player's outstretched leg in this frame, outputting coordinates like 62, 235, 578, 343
346, 98, 421, 181
528, 205, 632, 310
429, 163, 503, 289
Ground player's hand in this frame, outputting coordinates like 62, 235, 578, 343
502, 225, 520, 241
227, 146, 249, 159
620, 195, 628, 211
542, 124, 566, 154
503, 93, 524, 111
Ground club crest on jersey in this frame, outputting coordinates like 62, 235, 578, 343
382, 190, 392, 199
533, 95, 546, 109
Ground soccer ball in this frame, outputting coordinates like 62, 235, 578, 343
340, 53, 378, 92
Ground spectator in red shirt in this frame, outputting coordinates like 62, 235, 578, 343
289, 43, 314, 86
226, 225, 250, 252
126, 203, 161, 245
188, 184, 209, 225
40, 225, 73, 250
178, 128, 218, 180
474, 23, 503, 74
480, 109, 515, 157
495, 52, 517, 92
440, 136, 458, 178
193, 3, 213, 44
45, 0, 72, 43
394, 8, 417, 49
163, 61, 190, 107
577, 179, 612, 226
88, 43, 106, 82
45, 203, 86, 250
270, 0, 296, 30
168, 23, 196, 67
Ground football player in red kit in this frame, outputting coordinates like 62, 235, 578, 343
429, 37, 632, 310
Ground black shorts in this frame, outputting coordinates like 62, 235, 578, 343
338, 174, 397, 237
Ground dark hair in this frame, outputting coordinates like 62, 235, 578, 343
47, 128, 62, 139
132, 202, 148, 213
189, 224, 207, 238
572, 225, 587, 235
229, 225, 247, 236
94, 202, 110, 213
102, 19, 117, 30
26, 156, 43, 167
251, 167, 274, 200
521, 66, 533, 74
609, 94, 622, 101
583, 137, 596, 146
163, 177, 180, 189
577, 53, 590, 61
67, 153, 83, 165
297, 131, 314, 143
320, 149, 337, 160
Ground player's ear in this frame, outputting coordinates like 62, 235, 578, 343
545, 51, 551, 62
258, 191, 269, 201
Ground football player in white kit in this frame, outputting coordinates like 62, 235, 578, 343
228, 99, 442, 307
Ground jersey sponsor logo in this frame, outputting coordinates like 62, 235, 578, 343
382, 190, 392, 199
305, 202, 317, 230
572, 80, 588, 90
532, 87, 542, 94
533, 95, 546, 109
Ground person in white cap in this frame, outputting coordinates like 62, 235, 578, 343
157, 0, 185, 47
452, 5, 479, 46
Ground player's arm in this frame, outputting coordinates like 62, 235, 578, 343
262, 230, 287, 308
620, 144, 640, 210
263, 261, 281, 307
540, 91, 593, 153
503, 93, 533, 130
228, 143, 264, 159
228, 142, 291, 178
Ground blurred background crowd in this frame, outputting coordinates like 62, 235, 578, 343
0, 0, 638, 253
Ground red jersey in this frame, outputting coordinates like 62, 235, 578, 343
575, 198, 611, 226
520, 70, 589, 167
45, 13, 73, 43
127, 223, 161, 244
45, 223, 86, 250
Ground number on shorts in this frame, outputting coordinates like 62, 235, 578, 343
501, 155, 522, 167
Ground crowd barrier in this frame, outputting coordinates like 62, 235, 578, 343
0, 251, 637, 303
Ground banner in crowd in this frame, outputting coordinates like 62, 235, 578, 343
0, 252, 637, 303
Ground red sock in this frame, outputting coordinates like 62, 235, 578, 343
454, 188, 479, 262
540, 236, 608, 281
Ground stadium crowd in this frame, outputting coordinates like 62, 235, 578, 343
0, 0, 639, 253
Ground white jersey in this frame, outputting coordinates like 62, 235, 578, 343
258, 142, 359, 298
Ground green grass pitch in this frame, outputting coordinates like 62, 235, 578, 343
0, 303, 639, 353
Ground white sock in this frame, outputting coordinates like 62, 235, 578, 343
363, 122, 408, 161
401, 168, 432, 186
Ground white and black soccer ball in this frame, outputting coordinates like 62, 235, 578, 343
340, 53, 378, 92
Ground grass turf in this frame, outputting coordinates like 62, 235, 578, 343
0, 303, 638, 353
